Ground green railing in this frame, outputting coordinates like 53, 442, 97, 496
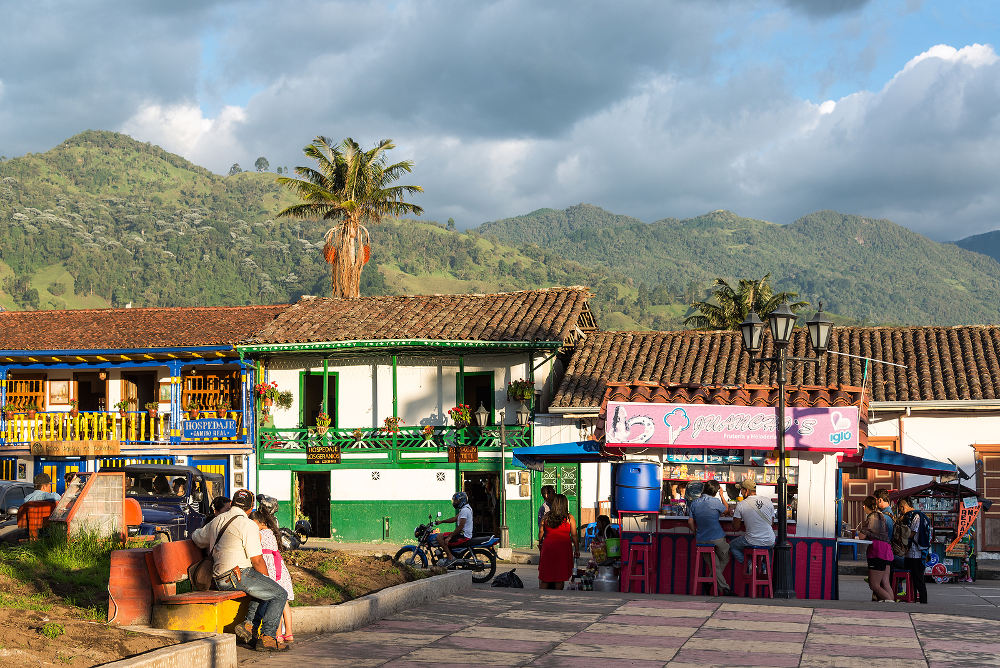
259, 424, 531, 454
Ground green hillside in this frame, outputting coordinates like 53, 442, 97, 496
479, 205, 1000, 326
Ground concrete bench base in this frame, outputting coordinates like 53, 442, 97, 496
151, 598, 249, 634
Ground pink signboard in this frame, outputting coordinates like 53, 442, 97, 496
605, 401, 859, 452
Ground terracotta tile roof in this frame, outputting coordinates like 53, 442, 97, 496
245, 287, 594, 345
0, 305, 289, 351
596, 381, 870, 445
552, 326, 1000, 407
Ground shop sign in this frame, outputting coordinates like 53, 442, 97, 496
306, 443, 341, 465
30, 440, 120, 456
606, 401, 859, 451
182, 418, 238, 440
448, 445, 479, 463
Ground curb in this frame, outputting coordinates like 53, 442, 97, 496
293, 570, 472, 634
100, 629, 236, 668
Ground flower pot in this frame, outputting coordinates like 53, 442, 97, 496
148, 409, 158, 419
216, 410, 227, 419
119, 410, 128, 420
316, 425, 329, 435
26, 410, 37, 419
3, 411, 12, 421
190, 409, 200, 420
69, 408, 79, 419
263, 397, 274, 408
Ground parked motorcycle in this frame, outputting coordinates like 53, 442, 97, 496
279, 519, 312, 550
394, 514, 498, 583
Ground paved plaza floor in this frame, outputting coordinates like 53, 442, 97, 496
242, 582, 1000, 667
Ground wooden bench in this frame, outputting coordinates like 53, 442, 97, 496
145, 539, 248, 633
16, 500, 57, 540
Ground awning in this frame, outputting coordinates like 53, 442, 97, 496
511, 441, 615, 472
840, 447, 957, 477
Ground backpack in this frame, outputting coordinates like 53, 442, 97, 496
491, 569, 524, 588
890, 513, 913, 557
909, 510, 932, 550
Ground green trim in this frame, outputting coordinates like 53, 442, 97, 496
298, 369, 340, 428
237, 339, 563, 354
322, 359, 329, 414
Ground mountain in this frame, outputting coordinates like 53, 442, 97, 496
479, 205, 1000, 326
3, 131, 999, 329
954, 230, 1000, 265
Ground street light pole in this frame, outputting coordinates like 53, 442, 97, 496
773, 344, 794, 599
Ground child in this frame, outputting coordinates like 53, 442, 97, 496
249, 509, 295, 643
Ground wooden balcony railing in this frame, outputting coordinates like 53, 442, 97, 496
259, 424, 532, 454
1, 410, 246, 445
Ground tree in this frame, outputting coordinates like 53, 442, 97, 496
255, 156, 270, 172
683, 273, 809, 330
277, 136, 423, 298
446, 217, 455, 231
228, 163, 242, 176
275, 166, 282, 175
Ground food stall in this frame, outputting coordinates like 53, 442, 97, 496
599, 382, 869, 600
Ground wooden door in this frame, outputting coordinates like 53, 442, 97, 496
842, 436, 900, 531
975, 445, 1000, 552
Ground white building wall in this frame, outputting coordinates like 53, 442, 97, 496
329, 469, 455, 501
793, 451, 838, 538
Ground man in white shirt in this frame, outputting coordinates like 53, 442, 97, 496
191, 489, 289, 652
730, 479, 775, 568
435, 491, 474, 566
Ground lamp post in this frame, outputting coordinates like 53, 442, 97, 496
474, 402, 489, 427
740, 302, 833, 599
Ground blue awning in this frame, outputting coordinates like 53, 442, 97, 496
511, 441, 614, 472
841, 447, 957, 476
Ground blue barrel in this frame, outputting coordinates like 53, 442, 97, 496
614, 462, 661, 512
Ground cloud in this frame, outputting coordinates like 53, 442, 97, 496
119, 103, 247, 169
781, 0, 872, 17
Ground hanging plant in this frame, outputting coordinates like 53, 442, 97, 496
382, 416, 404, 434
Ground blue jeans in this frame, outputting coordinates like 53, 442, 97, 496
216, 567, 288, 638
730, 535, 773, 564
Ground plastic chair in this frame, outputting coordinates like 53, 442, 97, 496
621, 538, 655, 593
741, 547, 773, 599
892, 570, 914, 602
582, 523, 598, 551
692, 544, 719, 596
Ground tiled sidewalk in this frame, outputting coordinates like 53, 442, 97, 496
247, 590, 1000, 667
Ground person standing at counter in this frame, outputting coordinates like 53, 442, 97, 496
729, 479, 775, 568
688, 480, 734, 596
859, 495, 895, 602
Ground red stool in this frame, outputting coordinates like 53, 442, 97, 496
692, 544, 719, 596
741, 547, 773, 599
892, 570, 914, 602
621, 539, 655, 593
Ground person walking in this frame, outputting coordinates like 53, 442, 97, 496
687, 480, 734, 595
896, 496, 929, 604
191, 489, 289, 652
859, 495, 895, 602
538, 493, 578, 589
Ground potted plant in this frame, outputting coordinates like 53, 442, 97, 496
254, 380, 279, 408
25, 402, 38, 419
421, 424, 435, 444
212, 398, 229, 418
275, 390, 293, 410
186, 398, 201, 419
145, 401, 159, 419
351, 428, 364, 444
316, 411, 331, 435
448, 404, 472, 428
68, 399, 79, 419
382, 415, 404, 434
2, 403, 15, 420
113, 400, 131, 419
508, 379, 534, 425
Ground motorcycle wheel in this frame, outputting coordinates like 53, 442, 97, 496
469, 547, 497, 584
394, 546, 428, 569
279, 528, 301, 550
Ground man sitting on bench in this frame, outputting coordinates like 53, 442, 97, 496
191, 489, 289, 652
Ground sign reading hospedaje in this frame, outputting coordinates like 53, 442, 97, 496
182, 418, 239, 440
605, 402, 859, 452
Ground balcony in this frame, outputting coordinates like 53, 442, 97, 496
1, 410, 247, 446
259, 424, 532, 460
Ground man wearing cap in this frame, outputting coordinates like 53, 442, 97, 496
730, 479, 775, 568
191, 489, 289, 652
24, 472, 61, 503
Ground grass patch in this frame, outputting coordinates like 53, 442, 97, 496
41, 622, 65, 639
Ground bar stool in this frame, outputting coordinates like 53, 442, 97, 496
741, 547, 773, 599
892, 570, 914, 602
621, 538, 655, 593
692, 543, 719, 596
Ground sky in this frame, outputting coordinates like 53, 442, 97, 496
1, 0, 999, 241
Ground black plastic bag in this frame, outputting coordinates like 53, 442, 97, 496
491, 568, 524, 588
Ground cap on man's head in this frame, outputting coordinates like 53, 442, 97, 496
33, 472, 52, 486
232, 489, 254, 510
739, 478, 757, 492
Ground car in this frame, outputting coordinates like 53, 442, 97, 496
99, 464, 226, 541
0, 480, 36, 540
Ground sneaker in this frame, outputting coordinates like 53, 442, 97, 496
234, 621, 255, 644
438, 558, 453, 567
721, 587, 736, 597
254, 635, 289, 652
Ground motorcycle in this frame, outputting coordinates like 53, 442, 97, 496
279, 519, 312, 550
394, 513, 498, 584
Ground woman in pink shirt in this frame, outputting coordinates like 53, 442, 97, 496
858, 495, 895, 602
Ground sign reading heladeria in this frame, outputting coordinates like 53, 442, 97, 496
605, 402, 859, 452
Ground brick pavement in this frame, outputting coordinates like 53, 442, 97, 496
242, 589, 1000, 667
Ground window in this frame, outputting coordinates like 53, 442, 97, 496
457, 372, 494, 425
300, 371, 338, 428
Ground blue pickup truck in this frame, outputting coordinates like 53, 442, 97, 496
101, 464, 226, 542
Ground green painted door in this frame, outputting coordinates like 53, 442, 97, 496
539, 463, 580, 524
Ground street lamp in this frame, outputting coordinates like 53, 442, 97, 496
740, 301, 833, 599
474, 402, 489, 427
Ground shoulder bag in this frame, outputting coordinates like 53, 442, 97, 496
189, 515, 241, 591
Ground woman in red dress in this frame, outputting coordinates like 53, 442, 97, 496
538, 493, 579, 589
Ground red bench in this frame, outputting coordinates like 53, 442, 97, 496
109, 539, 248, 633
16, 500, 57, 539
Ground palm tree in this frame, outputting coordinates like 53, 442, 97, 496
683, 273, 809, 330
277, 136, 423, 298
